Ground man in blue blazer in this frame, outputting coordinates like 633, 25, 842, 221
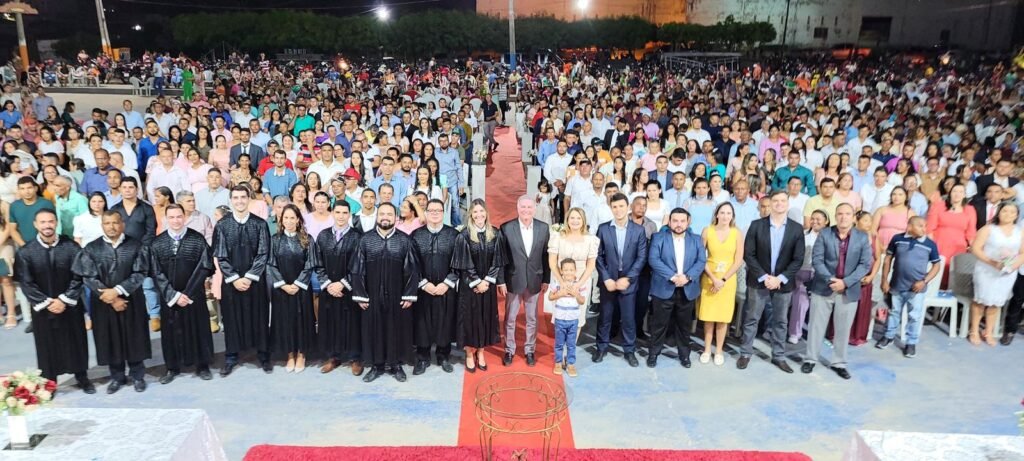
804, 203, 874, 380
593, 193, 648, 367
646, 208, 707, 368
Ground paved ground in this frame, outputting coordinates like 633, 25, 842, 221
1, 313, 1021, 460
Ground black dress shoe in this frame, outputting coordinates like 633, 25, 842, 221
106, 380, 125, 394
412, 360, 428, 375
219, 362, 237, 377
736, 356, 750, 370
440, 359, 454, 373
362, 366, 384, 383
646, 354, 657, 368
502, 353, 513, 366
261, 361, 273, 374
197, 368, 213, 381
624, 353, 639, 367
465, 362, 476, 373
525, 353, 536, 366
801, 363, 815, 374
772, 360, 794, 374
393, 366, 407, 382
591, 349, 606, 363
77, 379, 96, 394
680, 354, 692, 368
1001, 332, 1015, 346
830, 366, 851, 380
477, 362, 487, 371
133, 379, 147, 392
24, 323, 32, 334
159, 371, 180, 385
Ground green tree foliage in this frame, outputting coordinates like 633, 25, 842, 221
169, 10, 772, 57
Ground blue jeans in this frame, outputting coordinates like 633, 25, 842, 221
553, 318, 578, 365
448, 183, 462, 226
143, 277, 159, 318
885, 290, 925, 345
154, 76, 164, 96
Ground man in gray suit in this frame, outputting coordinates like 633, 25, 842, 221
497, 196, 551, 367
803, 203, 874, 379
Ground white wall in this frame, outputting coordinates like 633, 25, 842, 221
687, 0, 1020, 50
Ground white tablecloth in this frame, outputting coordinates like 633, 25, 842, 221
1, 408, 227, 460
844, 430, 1024, 461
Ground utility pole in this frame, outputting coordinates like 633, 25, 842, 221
508, 0, 516, 70
781, 0, 792, 46
94, 0, 112, 57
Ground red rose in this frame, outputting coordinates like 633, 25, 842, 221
12, 386, 31, 399
26, 395, 38, 405
44, 380, 57, 392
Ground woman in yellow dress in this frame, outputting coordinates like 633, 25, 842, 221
698, 202, 745, 366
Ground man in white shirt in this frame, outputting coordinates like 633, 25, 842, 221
785, 176, 810, 224
248, 119, 271, 151
102, 129, 138, 171
860, 167, 895, 214
121, 100, 145, 132
845, 125, 878, 157
146, 101, 176, 137
356, 189, 378, 231
543, 140, 572, 186
233, 102, 255, 128
684, 116, 711, 146
564, 158, 594, 212
307, 143, 346, 185
145, 146, 190, 201
109, 152, 141, 187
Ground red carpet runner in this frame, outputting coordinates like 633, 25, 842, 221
455, 126, 576, 449
244, 445, 813, 461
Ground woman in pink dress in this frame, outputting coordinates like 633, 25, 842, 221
185, 147, 213, 192
303, 192, 334, 237
872, 186, 916, 250
208, 135, 231, 178
396, 196, 425, 234
835, 173, 863, 211
927, 183, 977, 287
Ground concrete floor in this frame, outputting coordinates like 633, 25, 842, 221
1, 314, 1020, 460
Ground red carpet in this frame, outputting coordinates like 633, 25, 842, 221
456, 126, 575, 449
243, 445, 813, 461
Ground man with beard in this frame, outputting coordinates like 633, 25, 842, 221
410, 199, 460, 374
150, 204, 216, 383
72, 211, 151, 393
351, 202, 420, 383
314, 201, 363, 376
16, 209, 93, 393
213, 185, 272, 376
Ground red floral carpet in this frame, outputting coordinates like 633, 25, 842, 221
243, 445, 813, 461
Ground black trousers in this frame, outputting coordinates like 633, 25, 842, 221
416, 345, 452, 362
1006, 273, 1024, 334
635, 273, 653, 334
649, 288, 695, 358
109, 361, 145, 382
225, 351, 269, 365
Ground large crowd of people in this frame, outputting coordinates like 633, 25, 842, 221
1, 49, 1023, 394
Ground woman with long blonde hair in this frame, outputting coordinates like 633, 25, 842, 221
452, 199, 506, 372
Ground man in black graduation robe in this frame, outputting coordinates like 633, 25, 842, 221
150, 204, 216, 383
15, 209, 94, 393
351, 202, 420, 383
314, 201, 364, 376
213, 186, 272, 376
72, 211, 151, 393
409, 199, 460, 375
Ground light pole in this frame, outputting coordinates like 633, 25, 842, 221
94, 0, 113, 57
508, 0, 516, 70
0, 1, 37, 73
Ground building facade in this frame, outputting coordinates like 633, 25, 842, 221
685, 0, 1021, 50
476, 0, 684, 25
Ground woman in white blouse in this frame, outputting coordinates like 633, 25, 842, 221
73, 192, 107, 247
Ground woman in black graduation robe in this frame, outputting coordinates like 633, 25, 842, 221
268, 204, 317, 372
313, 223, 362, 370
452, 201, 507, 370
16, 235, 88, 384
72, 234, 151, 374
150, 227, 216, 376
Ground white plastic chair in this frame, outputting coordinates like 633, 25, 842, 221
949, 253, 976, 338
129, 76, 142, 95
142, 77, 154, 96
919, 257, 958, 339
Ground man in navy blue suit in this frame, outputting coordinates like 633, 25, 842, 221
593, 193, 648, 367
646, 208, 707, 368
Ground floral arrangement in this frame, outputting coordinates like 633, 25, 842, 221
1, 370, 56, 416
550, 224, 565, 233
475, 148, 489, 164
